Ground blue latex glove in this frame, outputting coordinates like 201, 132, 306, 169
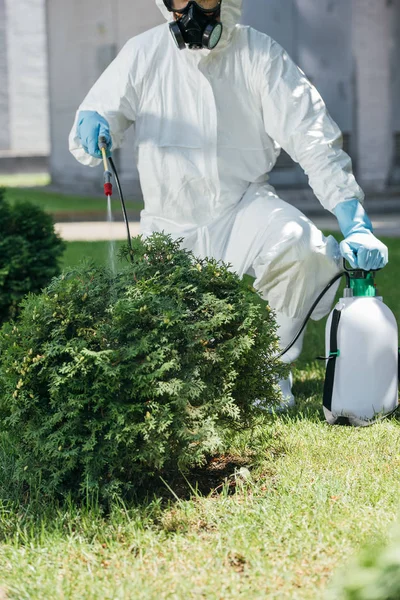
333, 199, 388, 271
77, 111, 112, 159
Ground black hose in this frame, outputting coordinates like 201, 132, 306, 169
278, 271, 345, 359
109, 156, 134, 260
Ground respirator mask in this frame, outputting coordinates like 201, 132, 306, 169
163, 0, 223, 51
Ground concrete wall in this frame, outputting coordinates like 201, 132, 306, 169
390, 2, 400, 184
353, 0, 394, 191
0, 0, 10, 151
0, 0, 49, 157
242, 0, 296, 56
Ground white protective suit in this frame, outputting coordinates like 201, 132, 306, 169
69, 0, 365, 364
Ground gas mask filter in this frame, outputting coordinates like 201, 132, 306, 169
163, 1, 223, 51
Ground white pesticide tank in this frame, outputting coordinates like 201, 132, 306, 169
323, 294, 399, 426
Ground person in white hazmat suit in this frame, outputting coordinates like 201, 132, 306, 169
69, 0, 388, 409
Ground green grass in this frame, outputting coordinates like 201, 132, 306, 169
2, 184, 143, 217
61, 240, 126, 269
0, 173, 50, 188
0, 237, 399, 599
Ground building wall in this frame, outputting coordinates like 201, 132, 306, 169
353, 0, 394, 190
390, 2, 400, 184
0, 0, 10, 151
2, 0, 49, 156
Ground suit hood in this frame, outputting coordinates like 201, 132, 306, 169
154, 0, 243, 50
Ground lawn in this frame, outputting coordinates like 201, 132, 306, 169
0, 173, 50, 188
61, 240, 126, 269
0, 237, 399, 599
2, 179, 143, 218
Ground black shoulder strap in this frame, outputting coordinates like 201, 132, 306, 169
323, 309, 342, 412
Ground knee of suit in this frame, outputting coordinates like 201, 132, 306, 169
281, 217, 317, 261
253, 231, 337, 319
279, 336, 305, 364
275, 311, 306, 364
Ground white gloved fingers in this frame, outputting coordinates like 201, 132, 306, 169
370, 249, 383, 271
374, 249, 388, 271
357, 247, 372, 271
366, 250, 375, 270
380, 243, 389, 268
355, 248, 384, 271
340, 235, 389, 271
339, 240, 358, 269
368, 243, 388, 271
368, 250, 380, 271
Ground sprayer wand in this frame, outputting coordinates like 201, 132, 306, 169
98, 135, 134, 260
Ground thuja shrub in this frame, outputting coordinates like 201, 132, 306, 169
0, 233, 286, 500
0, 187, 65, 323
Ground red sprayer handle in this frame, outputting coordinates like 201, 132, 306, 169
98, 135, 113, 197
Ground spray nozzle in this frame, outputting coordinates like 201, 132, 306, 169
103, 170, 113, 197
98, 135, 113, 197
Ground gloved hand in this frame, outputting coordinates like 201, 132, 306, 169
333, 199, 388, 271
77, 111, 112, 159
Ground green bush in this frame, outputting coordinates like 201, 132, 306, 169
328, 528, 400, 600
0, 187, 65, 323
0, 234, 286, 500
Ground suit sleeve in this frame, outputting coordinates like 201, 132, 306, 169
69, 40, 138, 167
259, 39, 364, 212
